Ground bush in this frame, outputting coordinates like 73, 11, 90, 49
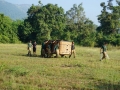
96, 33, 120, 47
0, 35, 10, 43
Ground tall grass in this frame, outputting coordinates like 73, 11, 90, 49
0, 44, 120, 90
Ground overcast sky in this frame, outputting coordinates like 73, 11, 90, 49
5, 0, 117, 25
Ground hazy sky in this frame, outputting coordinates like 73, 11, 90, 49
5, 0, 117, 25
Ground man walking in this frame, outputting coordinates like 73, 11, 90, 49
100, 42, 109, 60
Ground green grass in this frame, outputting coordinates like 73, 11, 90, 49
0, 44, 120, 90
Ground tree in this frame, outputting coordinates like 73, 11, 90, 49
65, 3, 96, 46
18, 21, 33, 42
65, 3, 86, 41
0, 13, 20, 43
24, 2, 66, 43
97, 0, 120, 34
96, 0, 120, 46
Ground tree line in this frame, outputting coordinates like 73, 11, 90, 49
0, 0, 120, 46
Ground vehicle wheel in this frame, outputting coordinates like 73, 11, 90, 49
61, 55, 64, 57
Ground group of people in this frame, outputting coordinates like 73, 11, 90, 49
27, 40, 109, 60
41, 40, 76, 58
27, 40, 76, 58
41, 40, 60, 58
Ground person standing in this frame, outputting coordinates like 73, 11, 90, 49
100, 42, 109, 60
55, 41, 59, 58
41, 40, 48, 57
33, 41, 37, 56
27, 40, 32, 56
69, 41, 76, 58
46, 40, 52, 58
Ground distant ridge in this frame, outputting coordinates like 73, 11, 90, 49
0, 0, 30, 20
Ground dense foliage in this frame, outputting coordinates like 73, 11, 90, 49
0, 14, 20, 43
24, 3, 66, 43
96, 0, 120, 46
0, 0, 120, 46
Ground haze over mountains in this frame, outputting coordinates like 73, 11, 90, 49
0, 0, 30, 20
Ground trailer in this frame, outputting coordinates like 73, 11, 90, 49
59, 40, 72, 56
41, 40, 72, 58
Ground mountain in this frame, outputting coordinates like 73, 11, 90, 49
0, 0, 30, 20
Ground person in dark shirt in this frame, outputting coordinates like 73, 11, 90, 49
41, 40, 48, 57
100, 42, 109, 60
33, 41, 37, 56
55, 41, 59, 58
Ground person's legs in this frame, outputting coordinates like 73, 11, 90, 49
28, 48, 30, 56
56, 49, 59, 58
73, 50, 76, 58
28, 48, 32, 56
69, 50, 73, 58
47, 48, 51, 58
29, 48, 32, 56
106, 52, 110, 59
41, 49, 45, 57
34, 48, 36, 55
102, 52, 106, 59
104, 52, 110, 59
33, 48, 34, 55
69, 55, 71, 58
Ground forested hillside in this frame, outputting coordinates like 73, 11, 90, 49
0, 0, 30, 20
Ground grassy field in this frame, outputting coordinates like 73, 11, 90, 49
0, 44, 120, 90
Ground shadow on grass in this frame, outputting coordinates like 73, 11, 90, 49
19, 54, 69, 58
22, 54, 41, 58
95, 80, 120, 90
85, 77, 120, 90
81, 74, 120, 90
13, 53, 41, 58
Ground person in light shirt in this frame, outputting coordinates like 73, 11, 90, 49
69, 41, 76, 58
27, 40, 32, 56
